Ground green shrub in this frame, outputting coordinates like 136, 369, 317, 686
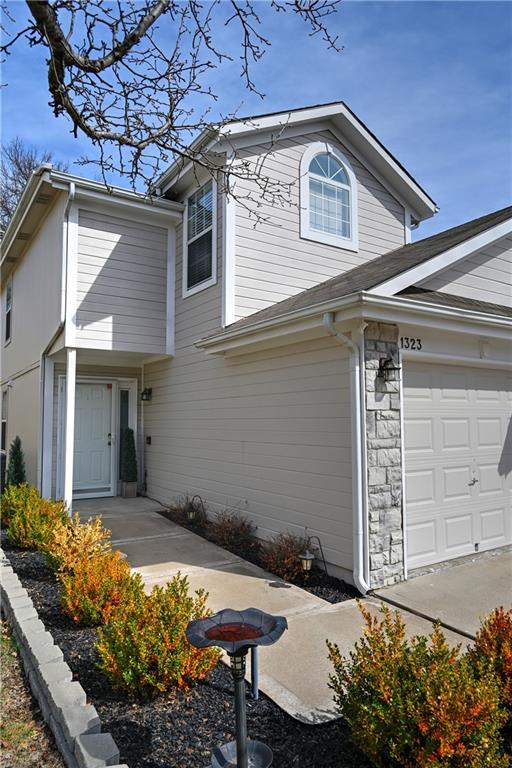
96, 572, 219, 696
120, 427, 137, 483
7, 495, 68, 550
468, 606, 512, 714
260, 531, 307, 582
0, 483, 40, 527
208, 508, 257, 555
6, 436, 26, 487
60, 549, 138, 626
327, 602, 507, 768
45, 512, 112, 573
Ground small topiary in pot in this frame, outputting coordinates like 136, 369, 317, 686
120, 427, 137, 498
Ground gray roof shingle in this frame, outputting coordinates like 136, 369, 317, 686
205, 205, 511, 339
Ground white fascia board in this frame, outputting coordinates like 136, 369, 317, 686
219, 103, 345, 138
0, 168, 50, 265
196, 289, 511, 356
369, 218, 512, 296
361, 292, 512, 340
221, 102, 437, 220
67, 185, 183, 220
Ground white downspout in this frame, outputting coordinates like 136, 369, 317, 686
323, 312, 370, 595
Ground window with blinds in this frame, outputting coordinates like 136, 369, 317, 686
186, 181, 214, 291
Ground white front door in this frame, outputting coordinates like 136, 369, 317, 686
73, 383, 114, 495
403, 362, 512, 569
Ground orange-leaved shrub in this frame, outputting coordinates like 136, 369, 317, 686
260, 531, 308, 583
7, 494, 68, 551
208, 509, 257, 556
45, 512, 112, 573
1, 484, 41, 527
96, 572, 219, 696
60, 549, 137, 626
469, 606, 512, 714
327, 602, 507, 768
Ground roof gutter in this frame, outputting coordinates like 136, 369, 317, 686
197, 290, 512, 356
323, 313, 369, 595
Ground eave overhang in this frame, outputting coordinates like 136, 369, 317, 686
1, 166, 184, 279
195, 291, 512, 357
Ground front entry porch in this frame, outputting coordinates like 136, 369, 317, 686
42, 347, 145, 509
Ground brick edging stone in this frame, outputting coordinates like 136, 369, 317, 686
0, 547, 127, 768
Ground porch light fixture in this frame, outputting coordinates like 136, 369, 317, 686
299, 527, 329, 576
187, 608, 287, 768
140, 388, 153, 402
377, 355, 401, 382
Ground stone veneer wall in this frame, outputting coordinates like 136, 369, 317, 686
364, 322, 405, 587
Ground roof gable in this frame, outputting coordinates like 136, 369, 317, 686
158, 101, 437, 220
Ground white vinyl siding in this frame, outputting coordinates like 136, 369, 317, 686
233, 129, 406, 321
75, 210, 169, 353
142, 185, 354, 575
1, 196, 64, 378
420, 235, 512, 308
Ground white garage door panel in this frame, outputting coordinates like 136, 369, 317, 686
404, 362, 512, 568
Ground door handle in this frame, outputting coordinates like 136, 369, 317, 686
107, 433, 112, 446
468, 477, 479, 486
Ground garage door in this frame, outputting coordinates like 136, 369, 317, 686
403, 362, 512, 569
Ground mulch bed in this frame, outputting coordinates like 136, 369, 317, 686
157, 508, 360, 605
3, 539, 371, 768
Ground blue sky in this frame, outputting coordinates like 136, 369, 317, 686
1, 1, 511, 239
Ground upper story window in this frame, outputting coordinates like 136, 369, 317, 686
183, 179, 217, 297
4, 277, 12, 344
300, 142, 358, 252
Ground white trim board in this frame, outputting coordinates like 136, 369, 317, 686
299, 141, 359, 253
369, 218, 512, 297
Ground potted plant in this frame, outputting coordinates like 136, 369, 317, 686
120, 427, 137, 498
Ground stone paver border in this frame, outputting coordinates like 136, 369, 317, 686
0, 547, 127, 768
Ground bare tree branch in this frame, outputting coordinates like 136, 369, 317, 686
1, 0, 342, 217
0, 137, 68, 234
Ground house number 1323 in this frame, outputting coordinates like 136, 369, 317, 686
400, 336, 422, 350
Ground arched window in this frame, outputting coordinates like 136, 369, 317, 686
300, 142, 358, 251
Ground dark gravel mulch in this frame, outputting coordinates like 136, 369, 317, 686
3, 540, 370, 768
156, 508, 360, 605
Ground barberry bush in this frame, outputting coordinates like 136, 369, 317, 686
469, 606, 512, 714
7, 494, 68, 551
45, 512, 112, 573
0, 483, 40, 527
60, 549, 137, 626
260, 531, 308, 583
208, 508, 257, 555
327, 602, 507, 768
96, 572, 219, 696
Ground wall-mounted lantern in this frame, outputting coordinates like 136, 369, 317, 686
140, 388, 153, 402
377, 355, 401, 382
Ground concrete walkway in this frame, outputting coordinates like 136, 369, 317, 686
76, 497, 472, 724
375, 548, 512, 638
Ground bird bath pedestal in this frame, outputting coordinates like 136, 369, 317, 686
187, 608, 288, 768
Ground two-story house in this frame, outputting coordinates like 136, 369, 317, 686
1, 101, 511, 590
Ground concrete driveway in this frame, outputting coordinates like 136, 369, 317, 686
76, 497, 474, 723
375, 549, 512, 638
